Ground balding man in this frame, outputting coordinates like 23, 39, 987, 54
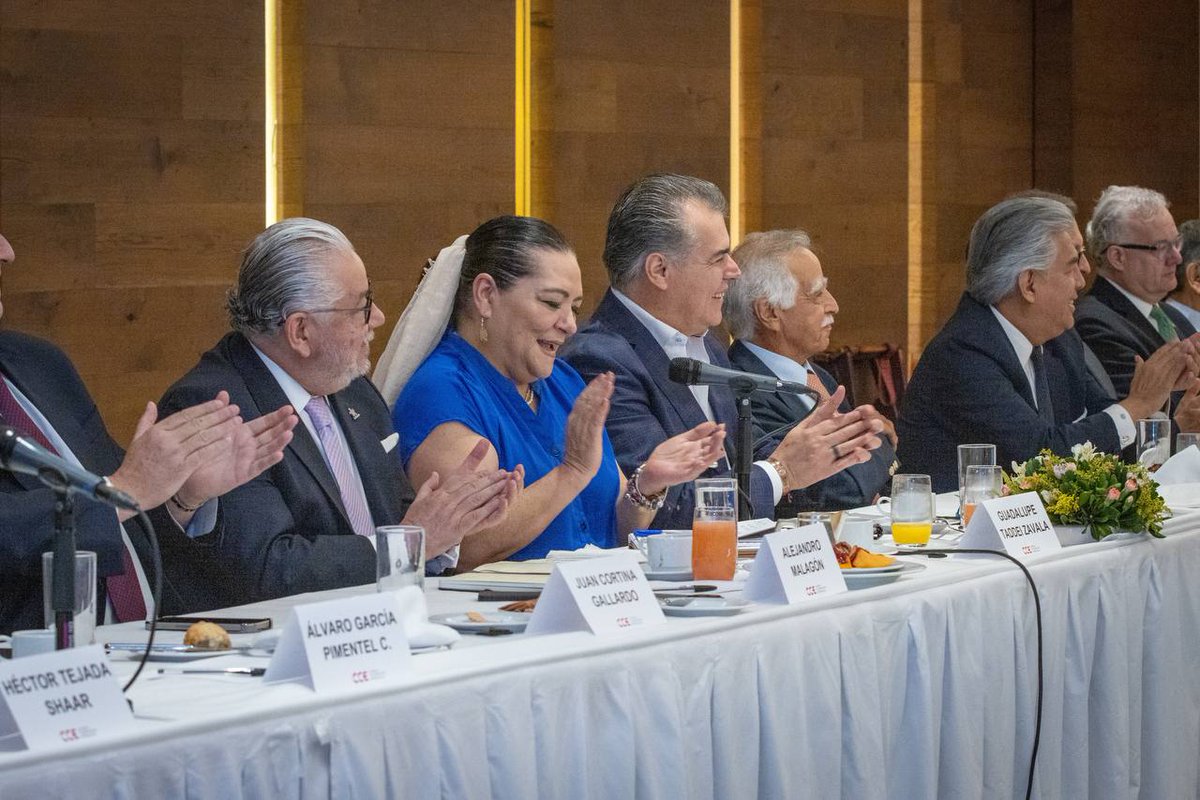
724, 229, 896, 511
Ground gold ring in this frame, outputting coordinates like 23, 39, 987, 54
831, 443, 842, 459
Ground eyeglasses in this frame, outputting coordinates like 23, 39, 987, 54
303, 284, 375, 325
1110, 237, 1182, 259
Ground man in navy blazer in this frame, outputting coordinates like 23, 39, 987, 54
0, 233, 295, 633
560, 174, 882, 529
724, 229, 896, 511
159, 219, 515, 607
1075, 185, 1199, 398
898, 196, 1199, 492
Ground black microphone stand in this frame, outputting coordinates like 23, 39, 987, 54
41, 469, 78, 651
729, 378, 758, 520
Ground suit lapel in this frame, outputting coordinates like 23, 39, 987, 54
728, 340, 813, 421
226, 333, 350, 523
955, 295, 1040, 411
592, 292, 713, 434
329, 387, 398, 523
1093, 277, 1164, 345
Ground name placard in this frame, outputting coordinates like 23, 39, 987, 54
525, 553, 666, 635
0, 644, 134, 751
744, 524, 847, 603
959, 492, 1062, 560
264, 592, 411, 692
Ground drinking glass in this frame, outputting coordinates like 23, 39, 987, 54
692, 478, 737, 580
372, 525, 425, 592
957, 444, 996, 519
1137, 419, 1171, 470
961, 464, 1004, 526
42, 550, 97, 647
888, 474, 934, 546
1176, 432, 1200, 454
799, 511, 838, 547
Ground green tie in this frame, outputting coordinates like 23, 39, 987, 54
1149, 304, 1179, 342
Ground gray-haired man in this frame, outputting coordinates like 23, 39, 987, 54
898, 195, 1198, 491
724, 229, 896, 510
159, 218, 516, 608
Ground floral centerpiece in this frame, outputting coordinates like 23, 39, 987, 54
1003, 442, 1169, 540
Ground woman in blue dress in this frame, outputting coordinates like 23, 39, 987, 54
377, 216, 725, 570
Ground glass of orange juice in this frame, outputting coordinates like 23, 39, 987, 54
692, 478, 738, 580
962, 464, 1003, 526
887, 474, 934, 546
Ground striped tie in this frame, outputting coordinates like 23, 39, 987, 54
1149, 304, 1179, 342
0, 375, 146, 622
305, 396, 375, 537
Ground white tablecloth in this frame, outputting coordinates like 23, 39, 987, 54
2, 514, 1200, 799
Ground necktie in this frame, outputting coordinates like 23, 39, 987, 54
305, 396, 375, 537
1029, 346, 1055, 423
805, 367, 831, 401
0, 376, 147, 622
1149, 304, 1179, 342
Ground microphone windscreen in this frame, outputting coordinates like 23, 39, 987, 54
668, 357, 696, 385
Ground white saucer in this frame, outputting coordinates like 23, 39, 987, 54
842, 561, 926, 590
659, 596, 748, 617
104, 643, 239, 662
642, 566, 693, 581
429, 612, 528, 634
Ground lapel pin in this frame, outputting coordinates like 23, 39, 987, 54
347, 407, 360, 420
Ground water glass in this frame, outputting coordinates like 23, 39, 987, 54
1137, 419, 1171, 470
692, 478, 737, 580
372, 525, 425, 592
888, 474, 934, 546
799, 511, 838, 547
42, 550, 98, 647
1176, 432, 1200, 454
962, 464, 1004, 526
957, 444, 996, 518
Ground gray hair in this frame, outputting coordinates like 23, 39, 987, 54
226, 218, 354, 335
1086, 185, 1170, 272
1177, 219, 1200, 287
724, 229, 813, 340
966, 196, 1078, 305
602, 173, 728, 290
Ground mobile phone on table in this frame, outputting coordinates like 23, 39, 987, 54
145, 616, 272, 633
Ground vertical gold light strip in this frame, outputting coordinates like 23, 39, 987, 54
514, 0, 532, 215
264, 0, 281, 226
906, 0, 925, 365
729, 0, 743, 245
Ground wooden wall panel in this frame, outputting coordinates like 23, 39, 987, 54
0, 3, 263, 434
299, 1, 514, 355
759, 1, 908, 351
532, 0, 730, 309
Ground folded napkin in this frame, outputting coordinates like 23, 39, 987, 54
1153, 446, 1200, 486
392, 585, 459, 648
548, 544, 646, 563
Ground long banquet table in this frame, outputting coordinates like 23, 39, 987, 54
2, 512, 1200, 799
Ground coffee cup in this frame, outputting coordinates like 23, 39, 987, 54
837, 511, 883, 548
10, 629, 56, 659
630, 531, 692, 571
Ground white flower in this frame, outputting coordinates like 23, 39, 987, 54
1070, 442, 1097, 461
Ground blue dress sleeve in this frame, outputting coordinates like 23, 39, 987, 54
392, 354, 486, 467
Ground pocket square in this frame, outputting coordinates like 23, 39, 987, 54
381, 433, 399, 453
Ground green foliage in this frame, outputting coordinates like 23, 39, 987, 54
1002, 442, 1168, 540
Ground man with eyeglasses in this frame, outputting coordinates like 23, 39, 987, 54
1075, 185, 1200, 398
157, 218, 518, 608
723, 229, 896, 511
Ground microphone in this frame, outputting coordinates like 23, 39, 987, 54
0, 426, 140, 510
668, 357, 821, 397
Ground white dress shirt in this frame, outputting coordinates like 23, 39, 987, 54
989, 307, 1135, 447
611, 290, 783, 503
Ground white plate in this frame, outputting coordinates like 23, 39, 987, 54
839, 562, 903, 575
104, 643, 238, 662
429, 612, 529, 633
659, 596, 748, 617
842, 561, 926, 590
642, 566, 693, 581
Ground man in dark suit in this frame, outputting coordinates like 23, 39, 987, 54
898, 196, 1199, 492
1076, 185, 1199, 397
0, 232, 296, 634
560, 174, 883, 529
159, 218, 516, 607
723, 229, 896, 511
